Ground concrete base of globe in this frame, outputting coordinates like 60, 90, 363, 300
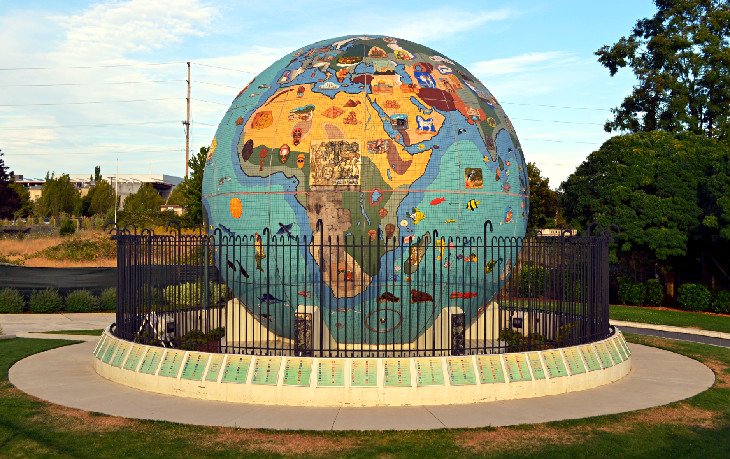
93, 328, 632, 407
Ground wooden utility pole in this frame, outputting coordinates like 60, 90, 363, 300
184, 61, 191, 177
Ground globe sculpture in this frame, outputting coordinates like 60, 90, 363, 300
202, 35, 529, 347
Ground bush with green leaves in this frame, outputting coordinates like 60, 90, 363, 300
0, 288, 24, 313
710, 290, 730, 314
28, 289, 64, 313
65, 290, 99, 312
617, 278, 645, 305
59, 219, 76, 236
677, 283, 711, 312
163, 282, 229, 308
644, 279, 663, 306
518, 265, 547, 298
99, 288, 116, 311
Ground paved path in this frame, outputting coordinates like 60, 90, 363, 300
8, 341, 714, 430
618, 326, 730, 348
0, 313, 113, 341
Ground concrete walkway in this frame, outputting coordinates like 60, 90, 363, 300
8, 341, 714, 430
611, 319, 730, 340
0, 313, 113, 341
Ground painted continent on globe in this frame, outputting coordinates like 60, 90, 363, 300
203, 35, 529, 344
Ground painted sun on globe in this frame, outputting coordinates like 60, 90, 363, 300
202, 35, 529, 344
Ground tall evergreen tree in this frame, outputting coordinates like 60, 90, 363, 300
0, 150, 22, 219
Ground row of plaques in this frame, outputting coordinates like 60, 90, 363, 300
94, 333, 632, 388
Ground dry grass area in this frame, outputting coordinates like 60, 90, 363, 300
37, 404, 139, 433
209, 428, 360, 455
0, 230, 116, 267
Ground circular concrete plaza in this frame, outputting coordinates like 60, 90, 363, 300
9, 340, 714, 430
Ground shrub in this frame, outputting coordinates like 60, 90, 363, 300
518, 265, 547, 298
644, 279, 663, 306
710, 290, 730, 314
677, 283, 711, 311
42, 235, 116, 261
59, 219, 76, 236
29, 289, 64, 313
0, 288, 24, 313
617, 278, 645, 305
99, 288, 116, 311
65, 290, 99, 312
163, 282, 229, 308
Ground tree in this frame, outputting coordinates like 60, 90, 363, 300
0, 149, 22, 219
90, 179, 115, 217
526, 162, 559, 231
94, 165, 102, 182
596, 0, 730, 139
9, 182, 32, 218
118, 184, 163, 227
35, 173, 80, 217
560, 131, 729, 288
173, 146, 209, 227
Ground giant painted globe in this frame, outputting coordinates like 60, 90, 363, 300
203, 35, 529, 345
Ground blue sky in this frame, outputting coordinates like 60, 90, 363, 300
0, 0, 657, 186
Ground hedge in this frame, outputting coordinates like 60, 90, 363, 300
0, 288, 24, 313
677, 283, 711, 312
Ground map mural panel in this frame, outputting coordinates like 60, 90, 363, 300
202, 35, 529, 345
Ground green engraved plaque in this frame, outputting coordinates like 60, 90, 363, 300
251, 357, 281, 385
181, 353, 210, 381
527, 352, 546, 380
542, 350, 568, 378
110, 342, 130, 368
139, 348, 163, 374
317, 359, 345, 387
221, 355, 251, 384
383, 359, 411, 387
579, 345, 602, 372
416, 358, 444, 386
101, 339, 119, 364
562, 348, 586, 375
204, 354, 225, 382
617, 334, 631, 357
93, 336, 106, 357
593, 342, 613, 368
613, 337, 629, 361
351, 359, 378, 387
477, 355, 505, 384
158, 350, 185, 378
95, 338, 110, 360
446, 357, 476, 385
503, 354, 532, 382
283, 358, 313, 386
123, 345, 146, 371
606, 339, 623, 364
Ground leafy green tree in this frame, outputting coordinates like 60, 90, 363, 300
0, 150, 22, 219
94, 165, 102, 182
118, 184, 163, 227
9, 182, 32, 218
90, 179, 115, 217
35, 173, 80, 217
526, 162, 559, 231
560, 131, 729, 287
596, 0, 730, 139
173, 146, 208, 227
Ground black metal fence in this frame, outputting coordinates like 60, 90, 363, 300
113, 225, 610, 357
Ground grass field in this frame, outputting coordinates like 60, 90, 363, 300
611, 304, 730, 334
1, 335, 728, 458
30, 329, 104, 336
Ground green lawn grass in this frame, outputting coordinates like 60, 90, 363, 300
1, 336, 728, 458
611, 304, 730, 334
30, 329, 104, 336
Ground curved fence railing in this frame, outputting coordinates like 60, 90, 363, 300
112, 226, 610, 357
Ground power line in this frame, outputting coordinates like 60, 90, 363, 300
0, 61, 186, 71
0, 97, 179, 107
501, 101, 611, 112
0, 120, 179, 130
523, 137, 601, 145
191, 97, 228, 106
511, 117, 604, 126
193, 62, 256, 74
192, 80, 239, 89
0, 79, 184, 88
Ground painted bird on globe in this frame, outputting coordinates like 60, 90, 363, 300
254, 232, 265, 271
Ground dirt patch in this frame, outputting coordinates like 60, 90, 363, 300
458, 425, 582, 452
602, 403, 719, 433
210, 428, 359, 455
36, 404, 138, 432
700, 358, 730, 388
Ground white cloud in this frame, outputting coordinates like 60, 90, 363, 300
380, 8, 514, 42
471, 51, 578, 76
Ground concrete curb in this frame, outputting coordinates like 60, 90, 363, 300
611, 320, 730, 340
